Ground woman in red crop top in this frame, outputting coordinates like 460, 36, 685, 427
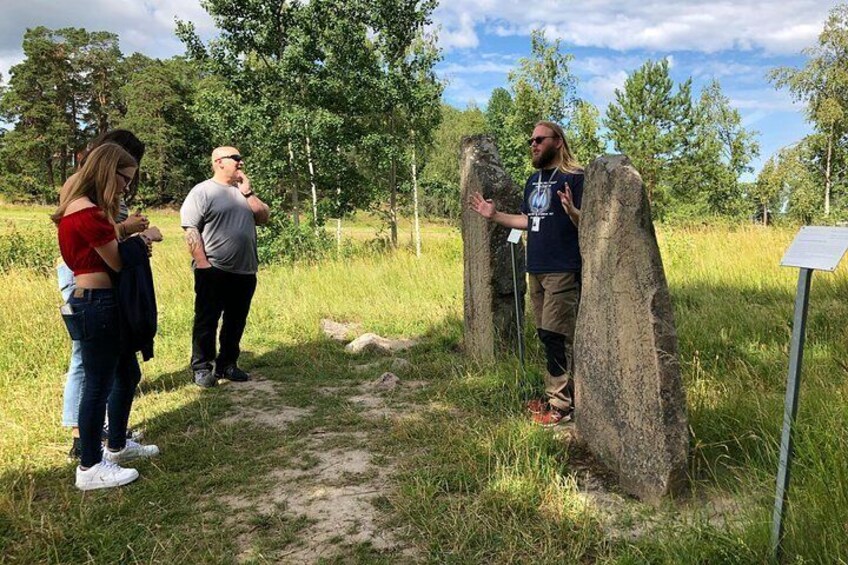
53, 143, 160, 491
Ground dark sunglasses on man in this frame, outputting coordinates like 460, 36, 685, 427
216, 154, 243, 163
527, 136, 558, 146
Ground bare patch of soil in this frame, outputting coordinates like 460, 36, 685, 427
215, 373, 421, 562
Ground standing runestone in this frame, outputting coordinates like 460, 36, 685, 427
575, 155, 689, 503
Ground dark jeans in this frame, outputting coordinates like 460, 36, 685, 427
191, 267, 257, 373
63, 289, 141, 467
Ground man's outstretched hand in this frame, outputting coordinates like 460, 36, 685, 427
469, 191, 496, 219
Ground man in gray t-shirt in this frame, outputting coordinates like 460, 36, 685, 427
180, 146, 271, 388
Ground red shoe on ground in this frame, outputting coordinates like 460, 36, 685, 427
532, 406, 573, 427
526, 398, 548, 414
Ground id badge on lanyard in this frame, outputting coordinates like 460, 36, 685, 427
531, 216, 541, 232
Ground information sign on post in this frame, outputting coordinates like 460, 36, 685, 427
772, 227, 848, 561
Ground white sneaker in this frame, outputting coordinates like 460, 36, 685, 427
76, 460, 139, 491
102, 440, 160, 464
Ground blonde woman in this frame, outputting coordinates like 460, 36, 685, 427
58, 130, 149, 461
53, 144, 159, 490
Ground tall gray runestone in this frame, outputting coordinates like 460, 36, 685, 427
575, 155, 689, 503
460, 135, 526, 360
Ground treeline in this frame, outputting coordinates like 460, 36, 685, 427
0, 0, 444, 251
0, 28, 209, 205
423, 4, 848, 225
2, 1, 846, 229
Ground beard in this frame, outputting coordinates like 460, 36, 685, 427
532, 144, 558, 169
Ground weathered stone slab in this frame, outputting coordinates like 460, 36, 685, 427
460, 135, 526, 360
574, 155, 689, 503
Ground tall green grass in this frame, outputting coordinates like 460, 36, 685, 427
0, 207, 846, 562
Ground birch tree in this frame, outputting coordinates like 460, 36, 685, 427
771, 4, 848, 217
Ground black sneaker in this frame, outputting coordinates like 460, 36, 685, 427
194, 369, 218, 388
216, 365, 250, 382
68, 437, 81, 461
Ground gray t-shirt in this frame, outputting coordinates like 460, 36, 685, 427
180, 179, 258, 274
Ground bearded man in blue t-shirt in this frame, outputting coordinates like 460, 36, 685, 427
469, 121, 584, 426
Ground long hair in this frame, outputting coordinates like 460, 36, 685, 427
536, 120, 582, 174
52, 144, 138, 225
78, 130, 145, 201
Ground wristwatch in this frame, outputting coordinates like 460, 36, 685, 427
242, 190, 254, 198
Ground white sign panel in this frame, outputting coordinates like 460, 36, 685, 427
780, 226, 848, 272
507, 228, 523, 244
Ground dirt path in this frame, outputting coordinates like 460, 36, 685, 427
216, 368, 424, 563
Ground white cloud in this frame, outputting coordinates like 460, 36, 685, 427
730, 89, 803, 113
0, 0, 216, 82
442, 75, 496, 108
584, 71, 630, 109
432, 0, 837, 55
438, 61, 515, 75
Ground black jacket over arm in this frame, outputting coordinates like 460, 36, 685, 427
118, 237, 157, 361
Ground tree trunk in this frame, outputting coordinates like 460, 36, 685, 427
46, 154, 55, 189
60, 148, 68, 184
411, 129, 421, 258
389, 158, 398, 248
287, 141, 300, 228
824, 128, 833, 217
763, 204, 768, 226
305, 134, 319, 228
335, 146, 342, 249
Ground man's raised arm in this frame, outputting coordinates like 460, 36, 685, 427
236, 172, 271, 225
468, 191, 528, 230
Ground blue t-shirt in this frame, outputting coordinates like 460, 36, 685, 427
520, 168, 584, 274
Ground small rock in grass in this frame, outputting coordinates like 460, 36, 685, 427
373, 372, 400, 389
320, 319, 362, 342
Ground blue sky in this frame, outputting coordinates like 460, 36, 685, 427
1, 0, 842, 178
431, 1, 842, 179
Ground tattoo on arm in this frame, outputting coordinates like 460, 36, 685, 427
184, 227, 202, 253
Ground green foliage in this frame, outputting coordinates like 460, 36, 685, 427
178, 0, 443, 247
605, 58, 696, 207
567, 100, 605, 167
0, 27, 125, 196
501, 29, 579, 184
256, 213, 333, 265
0, 222, 56, 274
602, 67, 759, 222
770, 3, 848, 218
113, 57, 208, 205
420, 104, 486, 220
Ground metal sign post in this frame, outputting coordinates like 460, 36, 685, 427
507, 228, 527, 391
771, 227, 848, 561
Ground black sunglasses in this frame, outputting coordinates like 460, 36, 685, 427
527, 136, 558, 146
216, 154, 243, 163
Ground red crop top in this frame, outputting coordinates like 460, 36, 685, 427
58, 207, 117, 275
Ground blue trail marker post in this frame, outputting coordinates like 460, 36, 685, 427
772, 226, 848, 561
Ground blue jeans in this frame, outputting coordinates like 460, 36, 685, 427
62, 288, 141, 467
58, 263, 85, 427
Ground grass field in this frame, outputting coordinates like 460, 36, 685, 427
1, 205, 847, 563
